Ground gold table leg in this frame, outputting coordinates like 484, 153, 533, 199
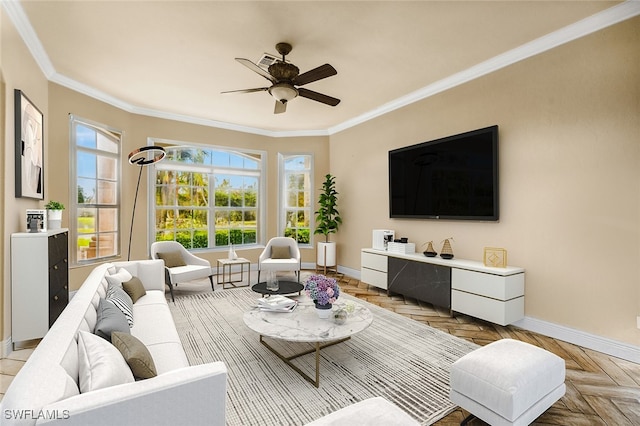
259, 335, 350, 387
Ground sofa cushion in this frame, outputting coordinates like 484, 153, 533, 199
111, 331, 157, 379
123, 276, 147, 303
107, 283, 134, 327
105, 267, 133, 287
271, 246, 291, 259
95, 298, 130, 341
157, 251, 186, 267
77, 330, 134, 393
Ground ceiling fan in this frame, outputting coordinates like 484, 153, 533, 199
222, 42, 340, 114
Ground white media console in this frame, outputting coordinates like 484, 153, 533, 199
361, 248, 525, 326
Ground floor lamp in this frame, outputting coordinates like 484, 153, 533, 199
127, 146, 166, 261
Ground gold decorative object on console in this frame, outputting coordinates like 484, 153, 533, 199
484, 247, 507, 268
440, 238, 454, 259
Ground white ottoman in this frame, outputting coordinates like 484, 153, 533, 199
450, 339, 566, 426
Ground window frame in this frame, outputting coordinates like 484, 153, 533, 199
278, 153, 314, 247
148, 138, 266, 252
69, 115, 122, 266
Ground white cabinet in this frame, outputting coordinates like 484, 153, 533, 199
11, 229, 69, 346
452, 269, 524, 326
361, 250, 388, 290
360, 248, 525, 325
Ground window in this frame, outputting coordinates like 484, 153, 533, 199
153, 142, 264, 250
280, 154, 313, 245
70, 116, 121, 264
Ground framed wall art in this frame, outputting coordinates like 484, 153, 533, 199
15, 89, 44, 199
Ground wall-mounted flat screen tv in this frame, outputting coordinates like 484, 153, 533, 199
389, 125, 499, 221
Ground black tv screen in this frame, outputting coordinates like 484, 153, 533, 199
389, 125, 499, 221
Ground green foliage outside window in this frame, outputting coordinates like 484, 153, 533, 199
154, 148, 261, 251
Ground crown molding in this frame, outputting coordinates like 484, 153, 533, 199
5, 0, 639, 138
328, 0, 640, 135
1, 0, 55, 77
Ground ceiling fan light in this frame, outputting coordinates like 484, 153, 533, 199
269, 83, 298, 102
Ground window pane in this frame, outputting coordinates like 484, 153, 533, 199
98, 208, 118, 232
97, 233, 117, 257
97, 132, 118, 153
215, 210, 229, 227
78, 208, 96, 234
97, 156, 116, 180
97, 180, 117, 204
76, 125, 96, 148
78, 178, 96, 204
77, 152, 96, 178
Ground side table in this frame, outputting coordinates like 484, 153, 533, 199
217, 258, 250, 289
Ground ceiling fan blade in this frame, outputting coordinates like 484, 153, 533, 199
298, 88, 340, 106
274, 100, 287, 114
221, 87, 269, 95
293, 64, 337, 86
235, 58, 276, 83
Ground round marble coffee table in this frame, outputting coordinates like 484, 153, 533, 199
243, 297, 373, 387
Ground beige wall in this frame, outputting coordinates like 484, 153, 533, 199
1, 11, 49, 345
1, 8, 638, 351
331, 17, 640, 346
48, 84, 330, 289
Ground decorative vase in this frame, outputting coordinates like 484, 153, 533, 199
314, 301, 332, 319
333, 309, 348, 325
228, 244, 238, 260
47, 209, 63, 230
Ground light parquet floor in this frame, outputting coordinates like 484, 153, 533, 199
336, 274, 640, 426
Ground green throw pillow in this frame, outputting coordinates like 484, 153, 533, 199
123, 277, 146, 303
271, 246, 290, 259
111, 332, 157, 379
157, 251, 186, 268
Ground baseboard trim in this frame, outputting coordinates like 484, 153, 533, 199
2, 336, 13, 358
341, 266, 640, 363
513, 317, 640, 364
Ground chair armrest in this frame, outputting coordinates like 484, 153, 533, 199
39, 363, 227, 426
181, 250, 211, 267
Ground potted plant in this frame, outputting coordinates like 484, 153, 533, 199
314, 174, 342, 272
45, 200, 65, 230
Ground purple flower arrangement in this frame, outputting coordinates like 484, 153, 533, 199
304, 274, 340, 306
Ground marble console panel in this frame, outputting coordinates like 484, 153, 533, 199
388, 257, 451, 309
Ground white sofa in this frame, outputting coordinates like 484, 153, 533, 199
1, 260, 227, 426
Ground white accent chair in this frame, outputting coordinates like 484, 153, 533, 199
150, 241, 214, 301
257, 237, 301, 283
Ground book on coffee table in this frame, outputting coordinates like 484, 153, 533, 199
257, 295, 298, 312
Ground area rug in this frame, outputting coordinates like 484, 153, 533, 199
169, 288, 478, 425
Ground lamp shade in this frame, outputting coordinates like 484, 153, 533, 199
128, 146, 166, 166
268, 83, 298, 103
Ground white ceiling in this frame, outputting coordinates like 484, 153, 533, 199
8, 1, 638, 136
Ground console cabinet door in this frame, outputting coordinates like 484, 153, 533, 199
388, 257, 451, 309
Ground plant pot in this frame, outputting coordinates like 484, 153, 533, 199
314, 301, 332, 319
317, 241, 336, 267
47, 210, 63, 230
